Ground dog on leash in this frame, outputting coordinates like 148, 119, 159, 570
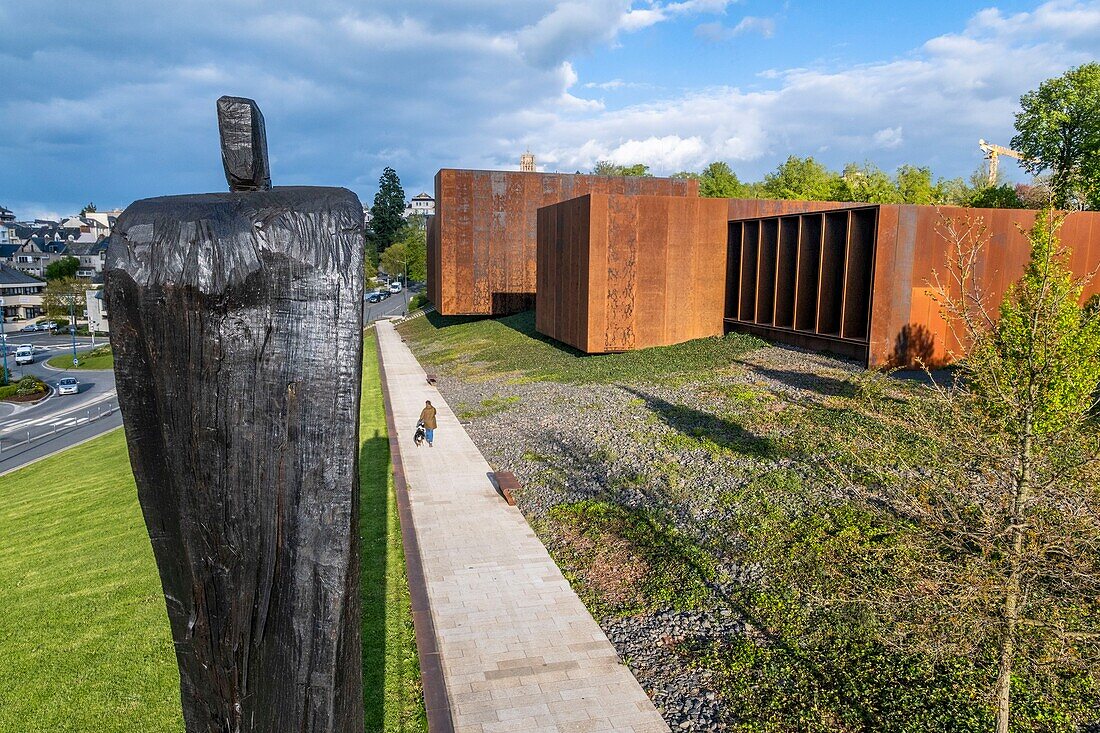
414, 420, 427, 447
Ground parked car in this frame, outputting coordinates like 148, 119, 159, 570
20, 324, 37, 333
39, 321, 58, 331
389, 281, 402, 293
57, 377, 79, 396
14, 345, 34, 365
366, 291, 384, 303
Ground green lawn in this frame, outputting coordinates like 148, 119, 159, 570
0, 334, 426, 732
397, 310, 764, 384
360, 330, 428, 732
46, 345, 114, 370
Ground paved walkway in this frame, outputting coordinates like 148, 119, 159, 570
376, 321, 670, 733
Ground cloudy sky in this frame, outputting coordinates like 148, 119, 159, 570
2, 0, 1098, 219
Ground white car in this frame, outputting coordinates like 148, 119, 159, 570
57, 377, 79, 395
389, 281, 402, 293
14, 345, 34, 365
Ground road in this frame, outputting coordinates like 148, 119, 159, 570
0, 286, 422, 474
0, 331, 120, 474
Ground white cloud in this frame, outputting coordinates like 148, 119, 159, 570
872, 127, 904, 149
1, 0, 1097, 217
696, 15, 776, 41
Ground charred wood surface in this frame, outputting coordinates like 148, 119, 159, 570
106, 186, 365, 733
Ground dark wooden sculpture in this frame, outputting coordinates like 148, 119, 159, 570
106, 97, 364, 732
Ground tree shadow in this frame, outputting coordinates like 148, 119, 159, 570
890, 323, 936, 369
744, 365, 857, 399
623, 387, 780, 459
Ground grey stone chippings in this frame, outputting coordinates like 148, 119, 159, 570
425, 344, 865, 731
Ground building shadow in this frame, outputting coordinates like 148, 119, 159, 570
623, 387, 779, 459
490, 291, 535, 314
358, 428, 391, 730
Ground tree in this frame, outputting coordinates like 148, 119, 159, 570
42, 277, 92, 321
832, 162, 902, 203
760, 156, 839, 201
1012, 63, 1100, 210
968, 183, 1025, 209
80, 202, 96, 215
829, 211, 1100, 732
44, 256, 80, 280
591, 161, 652, 177
697, 162, 747, 198
379, 222, 426, 284
368, 167, 406, 254
895, 165, 940, 205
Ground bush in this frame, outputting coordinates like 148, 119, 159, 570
0, 383, 17, 400
408, 293, 428, 311
16, 376, 47, 396
53, 318, 70, 328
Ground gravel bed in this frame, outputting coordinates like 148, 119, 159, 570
428, 344, 864, 730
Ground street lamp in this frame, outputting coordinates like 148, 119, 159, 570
0, 296, 6, 385
69, 295, 78, 366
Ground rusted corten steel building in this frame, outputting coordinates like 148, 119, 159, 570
536, 194, 729, 352
724, 205, 1100, 367
426, 168, 698, 316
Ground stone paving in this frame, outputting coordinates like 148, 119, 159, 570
376, 321, 670, 733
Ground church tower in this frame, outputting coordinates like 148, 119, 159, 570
520, 151, 536, 172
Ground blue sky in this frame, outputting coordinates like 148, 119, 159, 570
1, 1, 1097, 218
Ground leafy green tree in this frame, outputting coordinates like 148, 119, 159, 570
1012, 63, 1100, 209
967, 183, 1025, 209
44, 256, 80, 280
895, 165, 940, 204
832, 162, 902, 203
368, 167, 406, 254
760, 156, 839, 201
379, 222, 426, 284
697, 161, 747, 198
80, 202, 96, 215
591, 161, 651, 177
42, 277, 91, 321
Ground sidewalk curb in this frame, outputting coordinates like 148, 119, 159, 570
375, 329, 456, 733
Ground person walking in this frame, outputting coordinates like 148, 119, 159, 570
418, 400, 437, 447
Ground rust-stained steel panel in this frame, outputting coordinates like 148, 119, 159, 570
537, 194, 727, 353
430, 169, 698, 315
728, 204, 1100, 368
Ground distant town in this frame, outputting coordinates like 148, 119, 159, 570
0, 192, 435, 335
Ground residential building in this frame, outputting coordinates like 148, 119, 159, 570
0, 264, 46, 322
0, 206, 14, 224
404, 192, 435, 218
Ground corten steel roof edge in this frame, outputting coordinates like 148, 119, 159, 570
727, 204, 880, 224
433, 167, 701, 189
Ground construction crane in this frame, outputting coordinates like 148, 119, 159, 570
979, 139, 1026, 185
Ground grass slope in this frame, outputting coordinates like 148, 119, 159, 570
46, 345, 114, 370
360, 330, 428, 732
397, 310, 764, 384
0, 428, 183, 732
0, 334, 426, 732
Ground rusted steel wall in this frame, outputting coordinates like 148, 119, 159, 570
537, 194, 728, 353
724, 204, 1100, 367
870, 205, 1100, 367
724, 207, 879, 362
431, 169, 698, 315
726, 198, 856, 220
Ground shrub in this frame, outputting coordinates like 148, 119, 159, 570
15, 376, 47, 396
408, 293, 428, 311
